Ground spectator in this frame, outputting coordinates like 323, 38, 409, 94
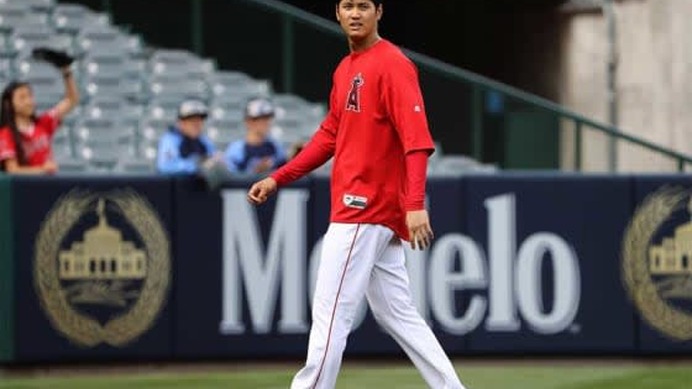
0, 66, 79, 174
224, 97, 287, 175
156, 99, 217, 175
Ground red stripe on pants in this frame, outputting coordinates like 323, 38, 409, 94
311, 224, 361, 389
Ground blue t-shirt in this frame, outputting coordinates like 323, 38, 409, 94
224, 137, 287, 174
156, 127, 216, 174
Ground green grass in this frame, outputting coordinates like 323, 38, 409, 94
0, 362, 690, 389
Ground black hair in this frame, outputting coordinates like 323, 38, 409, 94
0, 81, 33, 166
336, 0, 382, 6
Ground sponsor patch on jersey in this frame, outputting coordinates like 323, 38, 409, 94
343, 194, 368, 210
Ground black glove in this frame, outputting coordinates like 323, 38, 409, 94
31, 47, 74, 68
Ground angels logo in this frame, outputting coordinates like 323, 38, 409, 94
345, 73, 364, 112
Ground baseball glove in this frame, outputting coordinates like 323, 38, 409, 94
31, 47, 74, 68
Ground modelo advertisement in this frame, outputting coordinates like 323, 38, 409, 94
174, 175, 692, 359
5, 175, 692, 363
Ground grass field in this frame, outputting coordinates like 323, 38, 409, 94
1, 361, 691, 388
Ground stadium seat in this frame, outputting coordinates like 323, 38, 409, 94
83, 75, 142, 103
8, 27, 74, 61
7, 26, 50, 53
124, 57, 147, 80
75, 25, 140, 56
209, 105, 243, 122
206, 118, 244, 148
138, 117, 171, 144
272, 93, 310, 112
138, 141, 158, 163
112, 159, 155, 175
148, 78, 208, 101
208, 71, 271, 100
73, 117, 135, 140
210, 93, 246, 113
80, 53, 127, 78
55, 158, 88, 174
73, 119, 137, 171
0, 0, 55, 12
0, 4, 30, 32
0, 58, 11, 78
144, 101, 178, 121
52, 128, 73, 159
149, 57, 215, 81
149, 48, 199, 64
15, 57, 61, 79
52, 4, 109, 33
82, 97, 125, 120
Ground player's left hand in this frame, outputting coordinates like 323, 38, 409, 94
406, 209, 434, 250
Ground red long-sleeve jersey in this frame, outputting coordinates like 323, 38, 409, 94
272, 39, 434, 240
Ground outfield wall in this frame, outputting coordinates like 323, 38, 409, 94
1, 174, 691, 364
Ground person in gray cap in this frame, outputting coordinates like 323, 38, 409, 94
156, 99, 217, 174
223, 96, 287, 175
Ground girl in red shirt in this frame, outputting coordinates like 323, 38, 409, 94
0, 65, 79, 174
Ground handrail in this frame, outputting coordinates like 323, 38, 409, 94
238, 0, 692, 167
238, 0, 343, 35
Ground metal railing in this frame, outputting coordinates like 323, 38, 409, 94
234, 0, 692, 172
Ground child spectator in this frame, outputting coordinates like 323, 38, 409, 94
224, 97, 287, 175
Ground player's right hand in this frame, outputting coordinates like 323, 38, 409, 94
247, 177, 278, 205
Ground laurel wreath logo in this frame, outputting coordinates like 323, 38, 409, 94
622, 186, 692, 341
33, 188, 171, 348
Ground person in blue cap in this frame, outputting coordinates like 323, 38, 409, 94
156, 99, 217, 175
224, 97, 287, 175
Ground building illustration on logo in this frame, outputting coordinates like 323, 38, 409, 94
59, 199, 147, 281
649, 198, 692, 275
34, 189, 171, 348
622, 187, 692, 341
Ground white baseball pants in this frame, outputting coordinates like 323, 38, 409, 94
290, 223, 466, 389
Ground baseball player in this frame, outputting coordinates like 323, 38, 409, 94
248, 1, 466, 388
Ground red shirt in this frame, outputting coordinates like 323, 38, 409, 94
0, 111, 59, 167
273, 39, 434, 239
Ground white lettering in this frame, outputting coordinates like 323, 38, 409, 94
516, 233, 581, 334
219, 190, 309, 334
429, 234, 487, 335
484, 194, 520, 331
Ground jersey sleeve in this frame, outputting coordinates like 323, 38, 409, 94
36, 110, 61, 136
0, 130, 17, 162
404, 150, 428, 211
270, 83, 340, 186
382, 55, 435, 155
